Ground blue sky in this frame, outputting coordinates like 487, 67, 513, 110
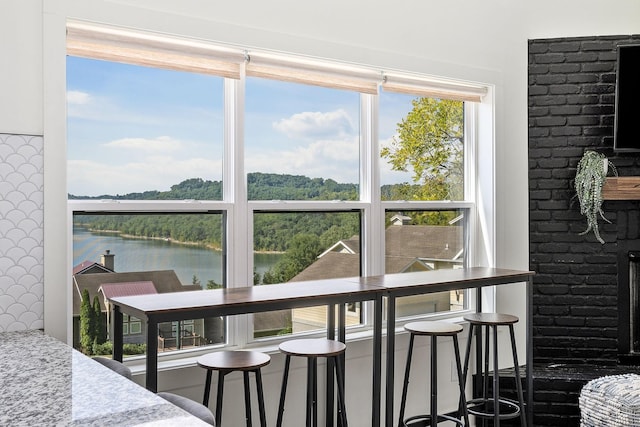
66, 56, 413, 196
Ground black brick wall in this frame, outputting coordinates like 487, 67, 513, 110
528, 34, 640, 425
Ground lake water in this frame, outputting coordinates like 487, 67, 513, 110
73, 226, 282, 286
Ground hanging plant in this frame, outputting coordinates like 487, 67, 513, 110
574, 150, 617, 244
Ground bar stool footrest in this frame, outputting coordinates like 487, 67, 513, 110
466, 397, 522, 420
403, 413, 464, 427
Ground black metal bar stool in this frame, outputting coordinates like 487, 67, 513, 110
397, 321, 469, 427
197, 350, 271, 427
462, 313, 527, 426
276, 338, 348, 427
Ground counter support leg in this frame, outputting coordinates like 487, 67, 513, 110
327, 304, 336, 427
113, 305, 123, 362
527, 277, 534, 427
146, 318, 158, 392
372, 294, 382, 427
385, 295, 396, 427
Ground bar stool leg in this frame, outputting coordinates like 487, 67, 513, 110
276, 355, 291, 427
215, 371, 226, 427
492, 324, 500, 426
327, 357, 335, 427
305, 357, 315, 427
312, 357, 318, 427
480, 325, 491, 427
334, 355, 349, 427
484, 325, 491, 424
243, 371, 253, 427
397, 334, 415, 427
203, 369, 213, 406
254, 369, 267, 427
462, 325, 474, 386
452, 335, 470, 426
509, 325, 527, 427
430, 335, 438, 426
463, 324, 480, 425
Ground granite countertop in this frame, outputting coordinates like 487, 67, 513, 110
0, 330, 209, 426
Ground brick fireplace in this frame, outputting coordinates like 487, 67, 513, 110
529, 34, 640, 425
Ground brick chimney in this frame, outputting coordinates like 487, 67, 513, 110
100, 250, 115, 271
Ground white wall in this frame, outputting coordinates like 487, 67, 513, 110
0, 0, 42, 135
2, 0, 640, 425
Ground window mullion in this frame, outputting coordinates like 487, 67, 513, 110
225, 72, 250, 347
361, 93, 384, 278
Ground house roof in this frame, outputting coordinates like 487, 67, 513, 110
385, 225, 462, 260
291, 252, 359, 281
72, 270, 200, 315
291, 225, 463, 282
318, 239, 358, 258
390, 214, 412, 225
98, 281, 158, 300
72, 260, 113, 275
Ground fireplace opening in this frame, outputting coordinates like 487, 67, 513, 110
619, 250, 640, 365
630, 252, 640, 354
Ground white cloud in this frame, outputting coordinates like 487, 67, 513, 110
247, 136, 360, 184
66, 90, 118, 121
104, 136, 182, 153
243, 108, 362, 183
68, 157, 222, 196
273, 109, 354, 139
67, 90, 92, 105
66, 90, 172, 126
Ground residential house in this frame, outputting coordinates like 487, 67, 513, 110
73, 254, 220, 350
288, 220, 463, 332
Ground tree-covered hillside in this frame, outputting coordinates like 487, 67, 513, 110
69, 173, 358, 201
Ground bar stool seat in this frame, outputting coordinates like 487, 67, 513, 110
197, 350, 270, 427
397, 321, 469, 427
462, 312, 527, 426
276, 338, 348, 427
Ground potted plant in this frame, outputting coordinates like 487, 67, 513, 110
574, 150, 617, 244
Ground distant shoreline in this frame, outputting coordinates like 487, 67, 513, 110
86, 228, 284, 254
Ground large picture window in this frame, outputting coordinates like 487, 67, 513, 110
66, 21, 487, 359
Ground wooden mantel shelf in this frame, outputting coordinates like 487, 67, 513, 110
603, 177, 640, 200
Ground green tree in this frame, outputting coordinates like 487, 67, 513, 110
263, 234, 323, 284
92, 295, 106, 345
192, 274, 201, 288
381, 97, 464, 202
287, 234, 323, 269
79, 289, 95, 354
206, 280, 223, 289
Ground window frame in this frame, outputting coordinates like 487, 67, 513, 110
65, 23, 489, 358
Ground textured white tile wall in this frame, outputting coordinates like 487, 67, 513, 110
0, 133, 44, 331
